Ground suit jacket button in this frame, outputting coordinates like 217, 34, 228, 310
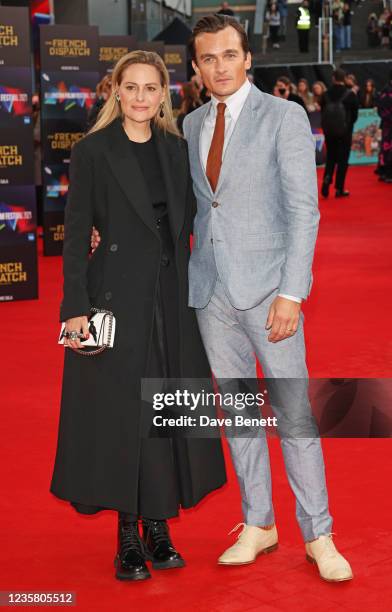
109, 243, 118, 252
161, 254, 169, 267
104, 291, 112, 301
210, 238, 214, 244
212, 201, 219, 208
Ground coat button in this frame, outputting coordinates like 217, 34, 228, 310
210, 238, 214, 244
212, 201, 219, 208
109, 243, 118, 252
161, 254, 169, 267
104, 291, 112, 301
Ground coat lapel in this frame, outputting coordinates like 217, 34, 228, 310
153, 126, 186, 241
104, 118, 187, 241
104, 118, 159, 237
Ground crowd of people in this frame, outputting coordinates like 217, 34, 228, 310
260, 0, 392, 54
271, 71, 378, 113
331, 0, 354, 51
263, 0, 312, 53
208, 0, 392, 56
367, 5, 392, 48
261, 0, 355, 54
271, 69, 392, 185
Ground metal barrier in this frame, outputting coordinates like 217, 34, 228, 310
318, 17, 333, 64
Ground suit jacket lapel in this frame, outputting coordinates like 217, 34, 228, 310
194, 102, 214, 197
153, 126, 186, 241
190, 91, 256, 199
214, 90, 254, 197
104, 118, 159, 237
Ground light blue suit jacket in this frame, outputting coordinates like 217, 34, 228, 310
183, 84, 320, 310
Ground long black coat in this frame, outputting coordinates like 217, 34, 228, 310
50, 118, 226, 515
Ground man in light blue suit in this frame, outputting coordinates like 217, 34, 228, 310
183, 15, 352, 582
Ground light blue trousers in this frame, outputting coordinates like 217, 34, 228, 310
196, 276, 333, 542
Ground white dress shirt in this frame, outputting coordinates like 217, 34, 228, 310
200, 78, 301, 304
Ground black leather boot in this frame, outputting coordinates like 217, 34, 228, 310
335, 189, 350, 198
142, 519, 185, 570
114, 516, 151, 581
321, 177, 330, 198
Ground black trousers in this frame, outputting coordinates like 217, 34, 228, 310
323, 132, 352, 191
297, 29, 309, 52
270, 25, 280, 44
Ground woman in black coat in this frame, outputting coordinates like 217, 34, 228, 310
50, 50, 226, 581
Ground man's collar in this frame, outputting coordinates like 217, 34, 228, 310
210, 78, 252, 121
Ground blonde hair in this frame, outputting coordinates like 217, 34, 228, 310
88, 50, 179, 137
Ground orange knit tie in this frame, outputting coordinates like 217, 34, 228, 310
206, 102, 226, 192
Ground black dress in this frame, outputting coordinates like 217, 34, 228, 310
72, 134, 185, 520
130, 134, 182, 520
129, 134, 180, 380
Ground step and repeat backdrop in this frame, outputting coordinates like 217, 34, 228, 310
0, 6, 38, 302
39, 24, 100, 255
309, 107, 381, 167
0, 6, 187, 303
39, 26, 186, 256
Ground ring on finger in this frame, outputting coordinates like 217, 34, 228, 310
65, 330, 82, 341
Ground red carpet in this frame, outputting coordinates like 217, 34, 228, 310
1, 165, 392, 611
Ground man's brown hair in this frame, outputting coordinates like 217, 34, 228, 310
189, 14, 250, 63
333, 68, 346, 83
276, 76, 291, 87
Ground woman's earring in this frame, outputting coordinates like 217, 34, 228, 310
159, 102, 164, 118
115, 93, 120, 102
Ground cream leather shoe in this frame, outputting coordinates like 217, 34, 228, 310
218, 523, 278, 565
306, 534, 353, 582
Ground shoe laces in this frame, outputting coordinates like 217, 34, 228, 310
120, 521, 144, 556
143, 519, 172, 546
228, 522, 246, 539
318, 532, 338, 559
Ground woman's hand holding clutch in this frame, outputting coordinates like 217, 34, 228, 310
64, 316, 90, 349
